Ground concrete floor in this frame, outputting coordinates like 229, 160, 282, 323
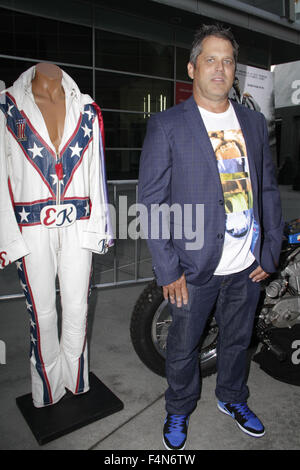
0, 185, 299, 451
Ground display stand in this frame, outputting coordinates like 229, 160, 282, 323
16, 372, 124, 445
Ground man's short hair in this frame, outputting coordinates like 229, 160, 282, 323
189, 24, 239, 66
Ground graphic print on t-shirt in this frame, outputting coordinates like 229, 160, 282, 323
208, 129, 253, 239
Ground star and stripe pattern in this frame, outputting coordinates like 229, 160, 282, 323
16, 258, 53, 406
75, 265, 93, 395
14, 197, 90, 226
0, 93, 96, 200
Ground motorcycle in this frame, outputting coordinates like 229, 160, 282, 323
130, 219, 300, 379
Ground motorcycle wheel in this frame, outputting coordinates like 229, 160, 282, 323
130, 280, 218, 378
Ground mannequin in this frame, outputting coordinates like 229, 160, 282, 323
0, 63, 113, 408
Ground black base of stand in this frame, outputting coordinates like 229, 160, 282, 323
16, 372, 124, 445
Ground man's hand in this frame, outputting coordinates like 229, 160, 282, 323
163, 274, 188, 308
249, 265, 269, 282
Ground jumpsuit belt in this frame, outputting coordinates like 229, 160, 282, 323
14, 198, 90, 226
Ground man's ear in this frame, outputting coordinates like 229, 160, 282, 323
187, 62, 194, 80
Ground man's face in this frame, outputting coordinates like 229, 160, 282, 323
187, 35, 235, 109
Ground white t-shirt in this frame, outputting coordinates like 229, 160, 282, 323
198, 102, 255, 275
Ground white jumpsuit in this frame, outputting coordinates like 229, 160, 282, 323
0, 66, 113, 407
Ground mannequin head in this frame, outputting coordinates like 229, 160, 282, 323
35, 63, 62, 81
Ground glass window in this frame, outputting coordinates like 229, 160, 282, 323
42, 20, 92, 66
238, 44, 269, 69
0, 58, 36, 89
0, 8, 15, 57
105, 149, 142, 180
61, 65, 93, 97
0, 8, 92, 66
176, 46, 190, 81
95, 70, 173, 112
95, 29, 174, 78
102, 111, 149, 149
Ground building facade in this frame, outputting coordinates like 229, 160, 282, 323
1, 0, 300, 185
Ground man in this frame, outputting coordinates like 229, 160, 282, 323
138, 24, 284, 449
0, 63, 112, 407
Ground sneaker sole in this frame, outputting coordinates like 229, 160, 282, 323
217, 403, 265, 438
163, 436, 186, 451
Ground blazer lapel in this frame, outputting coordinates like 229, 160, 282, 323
183, 96, 222, 186
231, 100, 258, 201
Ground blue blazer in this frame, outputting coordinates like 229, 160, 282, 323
138, 96, 284, 286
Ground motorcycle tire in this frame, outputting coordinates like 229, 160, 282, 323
130, 280, 218, 378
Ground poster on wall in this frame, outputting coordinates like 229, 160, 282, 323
175, 81, 193, 104
229, 63, 275, 146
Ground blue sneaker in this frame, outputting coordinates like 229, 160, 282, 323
163, 413, 189, 450
217, 401, 265, 437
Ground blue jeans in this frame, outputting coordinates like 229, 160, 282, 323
165, 261, 261, 415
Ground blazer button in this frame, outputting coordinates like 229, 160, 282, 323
217, 233, 224, 239
219, 200, 224, 205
